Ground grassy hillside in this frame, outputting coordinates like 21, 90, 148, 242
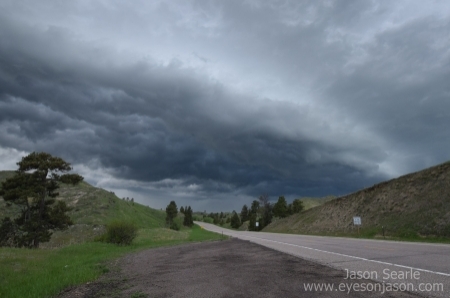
0, 171, 224, 298
264, 161, 450, 241
0, 170, 166, 247
299, 195, 335, 210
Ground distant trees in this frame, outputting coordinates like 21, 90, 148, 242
201, 196, 305, 233
201, 196, 302, 231
164, 202, 196, 229
269, 196, 304, 218
291, 198, 304, 214
0, 152, 83, 248
250, 200, 260, 215
165, 201, 178, 230
240, 204, 249, 223
183, 206, 194, 227
248, 200, 260, 231
242, 195, 308, 231
230, 211, 241, 229
258, 195, 273, 229
248, 213, 257, 231
202, 212, 219, 224
213, 215, 220, 224
287, 203, 293, 215
273, 196, 288, 218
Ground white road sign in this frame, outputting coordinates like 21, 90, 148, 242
353, 216, 361, 225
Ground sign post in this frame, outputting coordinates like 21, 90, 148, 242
353, 216, 361, 236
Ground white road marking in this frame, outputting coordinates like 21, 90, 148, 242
237, 233, 450, 277
199, 223, 450, 278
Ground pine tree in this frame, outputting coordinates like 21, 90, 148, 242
273, 196, 288, 218
183, 206, 194, 227
230, 211, 241, 229
250, 200, 260, 214
240, 204, 249, 222
259, 195, 273, 229
287, 203, 293, 216
165, 201, 178, 227
292, 199, 304, 213
0, 152, 83, 248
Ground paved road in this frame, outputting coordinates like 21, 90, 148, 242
196, 222, 450, 297
58, 239, 421, 298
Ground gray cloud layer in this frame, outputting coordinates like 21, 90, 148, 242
1, 0, 449, 210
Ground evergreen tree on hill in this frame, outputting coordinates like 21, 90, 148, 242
165, 201, 178, 227
292, 199, 304, 213
230, 211, 241, 229
250, 200, 260, 214
240, 204, 249, 222
273, 196, 288, 218
183, 206, 194, 227
0, 152, 83, 248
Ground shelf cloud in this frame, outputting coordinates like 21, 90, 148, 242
1, 1, 449, 211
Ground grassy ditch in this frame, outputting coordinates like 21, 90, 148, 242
264, 226, 450, 244
0, 224, 224, 298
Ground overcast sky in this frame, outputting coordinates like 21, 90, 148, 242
1, 0, 449, 211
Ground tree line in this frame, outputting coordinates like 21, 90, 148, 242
199, 195, 304, 231
165, 201, 194, 230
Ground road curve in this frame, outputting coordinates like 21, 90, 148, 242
196, 222, 450, 297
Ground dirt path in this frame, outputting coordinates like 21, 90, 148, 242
58, 239, 422, 298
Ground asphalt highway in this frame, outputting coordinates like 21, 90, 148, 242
196, 222, 450, 297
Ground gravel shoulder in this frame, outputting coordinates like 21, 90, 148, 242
57, 238, 422, 298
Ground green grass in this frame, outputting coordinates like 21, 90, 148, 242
59, 182, 166, 228
0, 224, 224, 298
188, 224, 226, 241
0, 170, 228, 297
1, 170, 169, 248
1, 171, 166, 231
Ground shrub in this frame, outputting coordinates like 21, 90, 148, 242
203, 217, 213, 224
102, 221, 138, 245
170, 220, 180, 231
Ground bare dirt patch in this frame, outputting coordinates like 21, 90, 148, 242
57, 239, 421, 298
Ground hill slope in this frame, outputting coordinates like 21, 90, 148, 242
299, 195, 335, 210
0, 170, 166, 246
264, 161, 450, 239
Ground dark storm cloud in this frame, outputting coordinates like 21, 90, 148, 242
320, 16, 450, 172
0, 0, 449, 210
